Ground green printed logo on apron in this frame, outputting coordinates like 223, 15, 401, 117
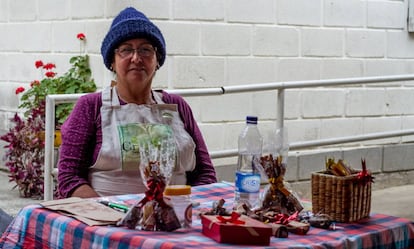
117, 123, 176, 171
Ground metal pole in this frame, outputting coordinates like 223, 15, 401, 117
289, 129, 414, 150
277, 89, 285, 130
208, 129, 414, 158
44, 96, 56, 201
221, 74, 414, 92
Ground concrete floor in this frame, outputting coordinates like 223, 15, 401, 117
370, 184, 414, 221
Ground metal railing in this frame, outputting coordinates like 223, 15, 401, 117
44, 74, 414, 200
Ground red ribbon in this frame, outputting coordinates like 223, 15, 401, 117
138, 174, 167, 208
217, 212, 245, 225
274, 211, 298, 225
357, 159, 375, 185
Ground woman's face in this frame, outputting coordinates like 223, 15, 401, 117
112, 38, 158, 88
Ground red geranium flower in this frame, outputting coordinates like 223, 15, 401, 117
30, 80, 40, 87
77, 33, 86, 40
45, 71, 56, 78
35, 60, 44, 69
43, 63, 56, 70
15, 87, 25, 94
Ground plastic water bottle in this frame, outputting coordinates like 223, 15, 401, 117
234, 116, 263, 209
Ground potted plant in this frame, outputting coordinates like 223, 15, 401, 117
0, 33, 97, 198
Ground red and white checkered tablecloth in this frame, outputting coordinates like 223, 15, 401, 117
1, 182, 413, 249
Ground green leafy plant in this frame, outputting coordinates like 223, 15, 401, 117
18, 33, 96, 127
0, 33, 97, 198
1, 105, 45, 198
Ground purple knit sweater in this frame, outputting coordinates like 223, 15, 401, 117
57, 90, 217, 198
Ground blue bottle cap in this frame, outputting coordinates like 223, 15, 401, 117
246, 116, 258, 124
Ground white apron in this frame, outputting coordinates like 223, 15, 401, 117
89, 86, 196, 196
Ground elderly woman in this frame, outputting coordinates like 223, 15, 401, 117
57, 7, 217, 198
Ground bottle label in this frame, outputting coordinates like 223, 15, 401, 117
184, 204, 192, 228
235, 172, 260, 193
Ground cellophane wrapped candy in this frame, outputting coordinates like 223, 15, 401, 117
258, 128, 303, 216
118, 128, 181, 231
259, 154, 303, 215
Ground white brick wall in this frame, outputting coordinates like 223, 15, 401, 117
321, 59, 364, 79
38, 0, 70, 20
173, 0, 224, 21
173, 57, 225, 88
201, 24, 251, 56
346, 30, 386, 58
365, 59, 411, 76
320, 117, 364, 140
278, 58, 322, 81
302, 28, 344, 57
0, 1, 7, 22
367, 1, 406, 29
324, 0, 365, 27
9, 0, 37, 21
1, 0, 414, 175
301, 89, 345, 118
252, 26, 299, 56
346, 89, 387, 116
71, 0, 104, 19
227, 58, 276, 84
387, 31, 414, 58
227, 0, 275, 24
386, 88, 414, 115
277, 0, 322, 26
160, 22, 200, 56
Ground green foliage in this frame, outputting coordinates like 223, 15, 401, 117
1, 33, 97, 198
0, 105, 45, 198
19, 55, 97, 127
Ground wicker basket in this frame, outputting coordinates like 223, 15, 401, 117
311, 171, 371, 222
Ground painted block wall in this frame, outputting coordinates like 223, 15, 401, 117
1, 0, 414, 185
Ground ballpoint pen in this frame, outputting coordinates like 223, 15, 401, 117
98, 200, 130, 213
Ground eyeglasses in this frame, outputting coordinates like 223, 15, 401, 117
114, 45, 157, 59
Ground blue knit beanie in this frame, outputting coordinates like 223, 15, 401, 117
101, 7, 166, 70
